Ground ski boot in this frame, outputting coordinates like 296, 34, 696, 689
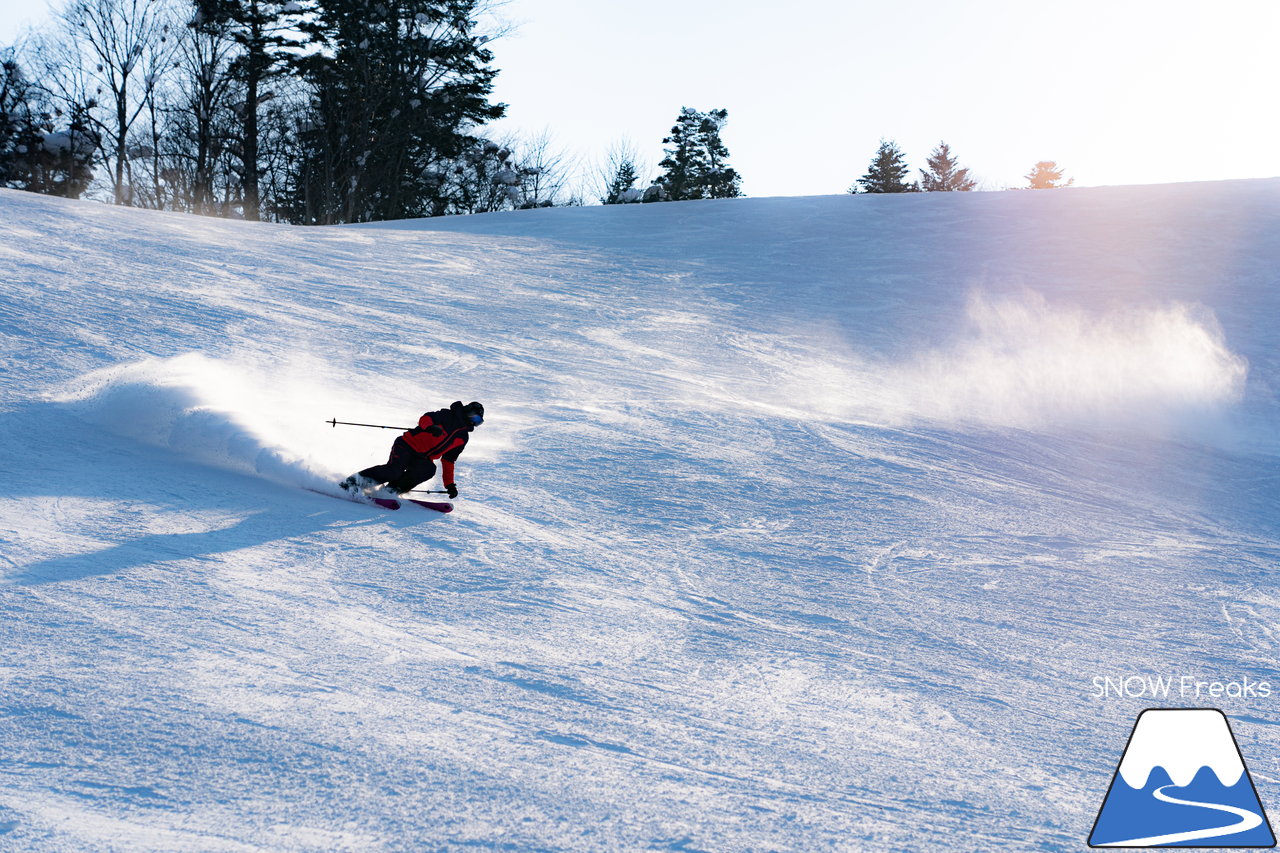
379, 481, 408, 499
339, 474, 378, 494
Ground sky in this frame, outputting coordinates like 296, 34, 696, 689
4, 0, 1278, 198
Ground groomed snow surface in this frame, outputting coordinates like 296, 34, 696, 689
1, 180, 1278, 851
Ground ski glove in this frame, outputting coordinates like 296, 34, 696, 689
446, 483, 458, 499
425, 424, 444, 436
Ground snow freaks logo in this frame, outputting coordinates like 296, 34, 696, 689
1092, 675, 1272, 700
1089, 709, 1275, 848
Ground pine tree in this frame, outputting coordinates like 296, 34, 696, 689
920, 141, 976, 191
193, 0, 305, 219
1, 53, 96, 197
595, 139, 645, 204
603, 159, 639, 204
1025, 160, 1072, 189
444, 139, 518, 214
0, 54, 34, 187
292, 0, 505, 223
696, 108, 741, 199
655, 107, 698, 200
852, 139, 918, 193
654, 107, 741, 201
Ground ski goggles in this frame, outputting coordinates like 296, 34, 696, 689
469, 413, 484, 425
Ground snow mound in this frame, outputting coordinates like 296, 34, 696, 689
793, 290, 1248, 435
50, 353, 351, 493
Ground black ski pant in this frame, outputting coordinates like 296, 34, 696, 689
359, 437, 436, 493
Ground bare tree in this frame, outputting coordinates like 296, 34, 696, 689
170, 13, 237, 213
131, 30, 186, 209
511, 128, 575, 208
55, 0, 177, 205
253, 74, 307, 220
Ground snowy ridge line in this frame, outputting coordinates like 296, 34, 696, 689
49, 353, 341, 493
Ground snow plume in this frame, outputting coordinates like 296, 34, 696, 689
51, 353, 361, 492
798, 291, 1248, 435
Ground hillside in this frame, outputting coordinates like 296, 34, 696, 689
1, 180, 1279, 851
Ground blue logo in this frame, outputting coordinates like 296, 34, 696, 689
1090, 709, 1275, 848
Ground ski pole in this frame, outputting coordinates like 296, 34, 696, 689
405, 489, 451, 495
327, 418, 413, 431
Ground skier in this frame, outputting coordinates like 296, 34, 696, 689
340, 401, 483, 499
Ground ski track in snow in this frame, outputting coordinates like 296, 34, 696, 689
0, 182, 1278, 850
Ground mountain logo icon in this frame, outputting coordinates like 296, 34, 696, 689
1090, 708, 1275, 848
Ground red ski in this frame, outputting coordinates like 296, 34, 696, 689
404, 498, 453, 513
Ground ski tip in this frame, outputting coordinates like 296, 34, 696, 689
405, 499, 453, 513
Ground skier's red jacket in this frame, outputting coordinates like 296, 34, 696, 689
401, 401, 475, 486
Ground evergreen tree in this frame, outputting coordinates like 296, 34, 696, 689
655, 107, 699, 200
603, 159, 639, 204
640, 182, 666, 203
654, 107, 741, 201
697, 109, 740, 199
440, 138, 517, 214
193, 0, 305, 219
0, 53, 36, 187
1025, 160, 1072, 189
1, 52, 96, 197
920, 141, 976, 191
400, 133, 568, 215
852, 139, 918, 193
596, 139, 644, 204
292, 0, 505, 223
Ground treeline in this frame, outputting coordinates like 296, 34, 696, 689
598, 126, 1072, 206
843, 138, 1072, 194
1, 0, 1074, 225
0, 0, 579, 222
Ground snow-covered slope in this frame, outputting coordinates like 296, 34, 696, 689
1, 180, 1278, 851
